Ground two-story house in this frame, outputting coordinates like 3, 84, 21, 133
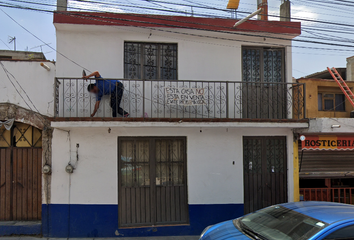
45, 6, 306, 237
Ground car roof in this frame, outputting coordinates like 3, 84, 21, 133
280, 201, 354, 224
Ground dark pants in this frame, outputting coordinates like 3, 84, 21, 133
111, 82, 128, 117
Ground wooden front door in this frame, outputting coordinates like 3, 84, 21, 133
118, 137, 188, 227
0, 123, 42, 221
243, 136, 287, 214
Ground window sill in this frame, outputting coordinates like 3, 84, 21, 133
318, 110, 346, 112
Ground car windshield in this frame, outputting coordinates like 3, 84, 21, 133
236, 205, 327, 240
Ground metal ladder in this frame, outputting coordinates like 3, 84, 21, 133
327, 67, 354, 108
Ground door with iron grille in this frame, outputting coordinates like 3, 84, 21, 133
0, 123, 42, 221
242, 48, 286, 119
243, 136, 287, 214
118, 137, 188, 227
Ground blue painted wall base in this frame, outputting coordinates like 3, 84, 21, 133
0, 221, 41, 236
42, 203, 244, 238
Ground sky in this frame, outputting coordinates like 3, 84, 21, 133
0, 0, 352, 78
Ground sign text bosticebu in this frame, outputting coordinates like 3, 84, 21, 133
165, 87, 206, 106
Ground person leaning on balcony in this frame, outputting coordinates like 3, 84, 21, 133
83, 71, 129, 118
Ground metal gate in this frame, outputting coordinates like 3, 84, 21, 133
118, 137, 188, 227
0, 123, 42, 221
243, 136, 287, 214
242, 48, 286, 119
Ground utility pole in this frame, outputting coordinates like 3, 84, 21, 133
8, 36, 16, 51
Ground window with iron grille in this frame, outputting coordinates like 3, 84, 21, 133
118, 137, 188, 227
124, 42, 178, 80
242, 47, 285, 83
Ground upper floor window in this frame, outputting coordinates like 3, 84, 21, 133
124, 42, 177, 80
318, 93, 345, 111
242, 47, 285, 83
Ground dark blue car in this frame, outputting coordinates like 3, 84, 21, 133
200, 201, 354, 240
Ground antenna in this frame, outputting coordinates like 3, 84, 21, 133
8, 36, 16, 51
30, 43, 51, 52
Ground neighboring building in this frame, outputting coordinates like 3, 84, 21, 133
0, 50, 55, 235
296, 58, 354, 205
44, 4, 306, 239
297, 68, 354, 118
0, 50, 46, 61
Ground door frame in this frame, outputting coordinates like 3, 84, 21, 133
0, 122, 43, 222
242, 136, 288, 214
241, 46, 286, 84
117, 136, 189, 228
241, 47, 287, 119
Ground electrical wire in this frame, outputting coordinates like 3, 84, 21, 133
1, 7, 220, 118
1, 61, 41, 113
1, 2, 352, 53
0, 61, 52, 130
3, 0, 354, 52
1, 0, 352, 118
0, 6, 91, 72
0, 61, 36, 112
5, 0, 354, 37
3, 0, 354, 50
0, 39, 11, 49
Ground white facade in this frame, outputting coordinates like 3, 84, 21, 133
51, 124, 300, 205
55, 25, 293, 83
0, 60, 56, 117
47, 18, 305, 238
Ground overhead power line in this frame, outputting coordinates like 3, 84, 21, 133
6, 0, 354, 31
0, 7, 91, 71
2, 0, 354, 56
0, 61, 35, 112
0, 7, 218, 118
0, 2, 351, 116
0, 38, 11, 49
3, 0, 354, 52
3, 0, 354, 47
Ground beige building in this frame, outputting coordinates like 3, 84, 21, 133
296, 58, 354, 204
297, 67, 354, 118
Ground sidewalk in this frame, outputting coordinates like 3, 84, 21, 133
0, 237, 199, 240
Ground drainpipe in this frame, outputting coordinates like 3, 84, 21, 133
280, 0, 291, 21
57, 0, 68, 11
257, 0, 268, 21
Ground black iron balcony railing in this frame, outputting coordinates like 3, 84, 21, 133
54, 78, 306, 120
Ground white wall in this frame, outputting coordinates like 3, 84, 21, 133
51, 23, 297, 206
51, 126, 294, 205
299, 118, 354, 134
0, 61, 56, 117
55, 24, 293, 83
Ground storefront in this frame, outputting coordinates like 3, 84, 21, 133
299, 135, 354, 204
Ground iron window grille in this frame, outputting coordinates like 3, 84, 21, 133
124, 42, 178, 80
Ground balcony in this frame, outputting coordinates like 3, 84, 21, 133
53, 78, 306, 121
